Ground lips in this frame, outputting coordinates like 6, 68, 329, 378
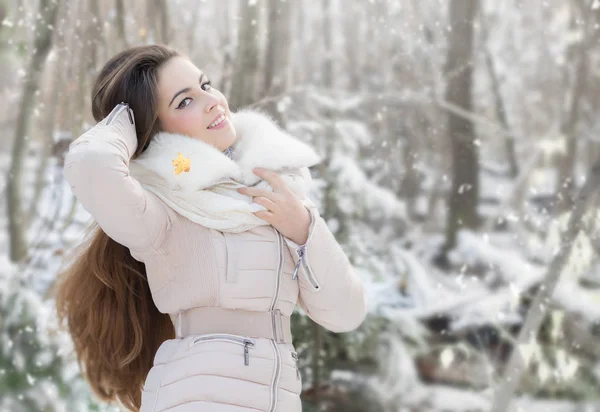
207, 113, 225, 129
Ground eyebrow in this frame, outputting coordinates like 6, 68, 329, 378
168, 73, 206, 108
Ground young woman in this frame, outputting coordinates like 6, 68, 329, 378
54, 44, 367, 412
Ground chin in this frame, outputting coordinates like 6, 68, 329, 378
214, 133, 236, 151
227, 132, 237, 146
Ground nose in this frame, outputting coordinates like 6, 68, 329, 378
204, 93, 221, 113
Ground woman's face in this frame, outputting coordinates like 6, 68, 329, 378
156, 56, 236, 151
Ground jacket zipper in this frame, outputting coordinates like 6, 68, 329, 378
291, 351, 300, 380
188, 334, 256, 366
270, 230, 284, 310
105, 102, 134, 126
267, 230, 284, 412
292, 244, 321, 290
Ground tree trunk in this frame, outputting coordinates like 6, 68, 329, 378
27, 3, 67, 224
143, 0, 169, 44
186, 1, 202, 53
217, 0, 232, 96
86, 0, 104, 75
554, 2, 599, 213
60, 0, 87, 139
291, 0, 306, 86
443, 0, 480, 252
308, 2, 340, 406
115, 0, 129, 50
321, 0, 333, 89
72, 4, 92, 139
483, 46, 519, 178
156, 0, 170, 44
400, 131, 420, 218
7, 0, 60, 262
228, 0, 261, 111
0, 2, 6, 42
479, 14, 519, 179
341, 0, 361, 89
262, 0, 293, 125
55, 0, 82, 133
491, 158, 600, 412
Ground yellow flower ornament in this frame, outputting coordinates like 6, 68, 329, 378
172, 152, 191, 175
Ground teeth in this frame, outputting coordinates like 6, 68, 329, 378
208, 114, 226, 129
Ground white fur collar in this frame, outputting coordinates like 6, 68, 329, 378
129, 108, 322, 192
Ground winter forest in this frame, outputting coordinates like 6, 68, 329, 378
1, 0, 600, 411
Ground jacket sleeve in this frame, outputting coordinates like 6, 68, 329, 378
284, 193, 368, 333
63, 104, 171, 253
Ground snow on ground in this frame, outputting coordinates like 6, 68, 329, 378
421, 385, 599, 412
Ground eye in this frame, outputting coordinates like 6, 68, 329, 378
176, 81, 212, 110
176, 97, 192, 110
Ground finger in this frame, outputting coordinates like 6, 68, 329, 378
253, 197, 277, 211
253, 168, 287, 193
238, 186, 280, 202
254, 210, 274, 222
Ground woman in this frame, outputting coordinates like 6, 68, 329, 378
54, 44, 367, 412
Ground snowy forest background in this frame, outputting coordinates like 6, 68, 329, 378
1, 0, 600, 411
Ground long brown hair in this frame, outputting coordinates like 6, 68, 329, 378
52, 44, 181, 411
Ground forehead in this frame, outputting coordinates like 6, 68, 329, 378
158, 57, 203, 102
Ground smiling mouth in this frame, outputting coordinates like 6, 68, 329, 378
207, 114, 227, 129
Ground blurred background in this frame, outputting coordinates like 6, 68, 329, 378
1, 0, 600, 411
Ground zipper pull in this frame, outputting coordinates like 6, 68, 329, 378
292, 259, 301, 280
291, 352, 300, 380
244, 341, 250, 366
121, 102, 134, 124
292, 245, 306, 280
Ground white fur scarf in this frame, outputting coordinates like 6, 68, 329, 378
128, 109, 322, 233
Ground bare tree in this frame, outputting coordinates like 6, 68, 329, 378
55, 0, 82, 134
156, 0, 171, 44
27, 3, 68, 224
262, 0, 293, 124
217, 0, 233, 98
185, 1, 202, 53
491, 158, 600, 411
7, 0, 60, 262
86, 0, 105, 75
481, 18, 519, 178
115, 0, 129, 50
228, 0, 261, 111
309, 1, 339, 406
0, 2, 6, 38
143, 0, 171, 44
321, 0, 333, 89
554, 0, 600, 213
290, 0, 306, 86
72, 0, 94, 138
443, 0, 480, 253
340, 0, 362, 88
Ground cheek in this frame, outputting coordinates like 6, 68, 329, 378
168, 106, 206, 135
220, 96, 230, 112
184, 105, 208, 133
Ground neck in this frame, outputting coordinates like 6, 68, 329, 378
222, 145, 235, 160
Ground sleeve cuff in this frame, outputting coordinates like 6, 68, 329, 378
283, 204, 321, 285
283, 203, 318, 250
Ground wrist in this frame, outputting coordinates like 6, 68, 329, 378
292, 207, 311, 245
